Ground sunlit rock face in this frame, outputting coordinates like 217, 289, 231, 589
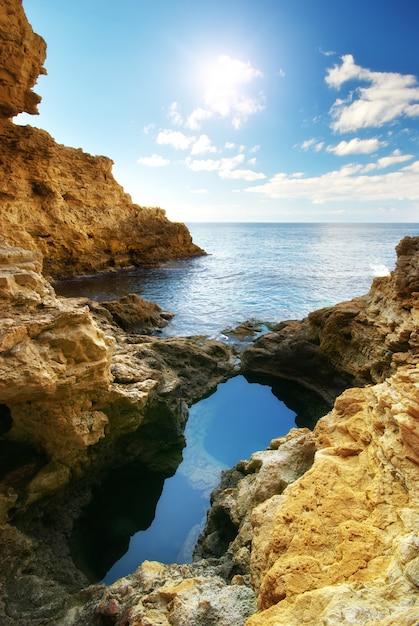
0, 240, 114, 518
237, 237, 419, 626
79, 560, 257, 626
0, 0, 46, 118
0, 241, 235, 520
0, 121, 205, 278
1, 0, 419, 624
0, 0, 204, 278
245, 368, 419, 625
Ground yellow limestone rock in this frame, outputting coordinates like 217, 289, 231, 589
94, 561, 257, 626
246, 367, 419, 626
0, 240, 115, 521
0, 0, 204, 279
0, 240, 236, 528
0, 0, 46, 118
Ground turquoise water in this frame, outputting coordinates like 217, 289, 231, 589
56, 223, 419, 338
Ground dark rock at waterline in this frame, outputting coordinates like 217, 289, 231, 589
241, 318, 357, 405
101, 293, 174, 334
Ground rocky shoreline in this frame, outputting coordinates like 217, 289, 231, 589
1, 234, 418, 625
0, 1, 418, 624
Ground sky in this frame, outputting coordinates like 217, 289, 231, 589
18, 0, 419, 223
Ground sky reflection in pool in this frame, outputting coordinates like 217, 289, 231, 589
103, 375, 296, 583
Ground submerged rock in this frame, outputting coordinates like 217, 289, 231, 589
1, 241, 419, 624
98, 292, 173, 334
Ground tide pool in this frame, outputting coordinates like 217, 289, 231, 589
100, 375, 297, 583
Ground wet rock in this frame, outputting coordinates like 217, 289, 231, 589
1, 2, 419, 624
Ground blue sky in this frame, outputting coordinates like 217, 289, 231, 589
19, 0, 419, 222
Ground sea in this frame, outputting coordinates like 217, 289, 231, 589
56, 222, 419, 339
61, 223, 419, 583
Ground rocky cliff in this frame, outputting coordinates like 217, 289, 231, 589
0, 0, 204, 278
0, 238, 239, 624
241, 237, 419, 404
1, 1, 418, 625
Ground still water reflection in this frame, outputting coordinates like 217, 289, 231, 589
72, 376, 299, 584
103, 376, 297, 583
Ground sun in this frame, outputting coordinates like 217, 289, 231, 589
202, 55, 262, 94
198, 54, 263, 120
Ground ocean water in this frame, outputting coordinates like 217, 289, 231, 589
63, 223, 419, 583
56, 223, 419, 338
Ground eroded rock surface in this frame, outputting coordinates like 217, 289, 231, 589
246, 367, 419, 625
242, 235, 419, 403
0, 241, 237, 624
0, 0, 46, 118
1, 245, 419, 624
78, 560, 257, 626
0, 120, 205, 278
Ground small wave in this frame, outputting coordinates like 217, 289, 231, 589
370, 263, 391, 277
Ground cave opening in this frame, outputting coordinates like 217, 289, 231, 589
0, 404, 12, 435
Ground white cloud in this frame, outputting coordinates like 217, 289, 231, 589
143, 123, 155, 134
301, 138, 316, 151
190, 134, 217, 155
186, 107, 214, 130
319, 47, 335, 57
185, 153, 245, 173
361, 150, 413, 172
229, 97, 265, 130
219, 168, 266, 181
184, 153, 264, 181
137, 154, 170, 167
301, 138, 324, 152
157, 129, 195, 150
327, 137, 384, 155
326, 54, 419, 132
168, 102, 183, 125
189, 188, 208, 194
246, 159, 419, 204
325, 54, 367, 88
